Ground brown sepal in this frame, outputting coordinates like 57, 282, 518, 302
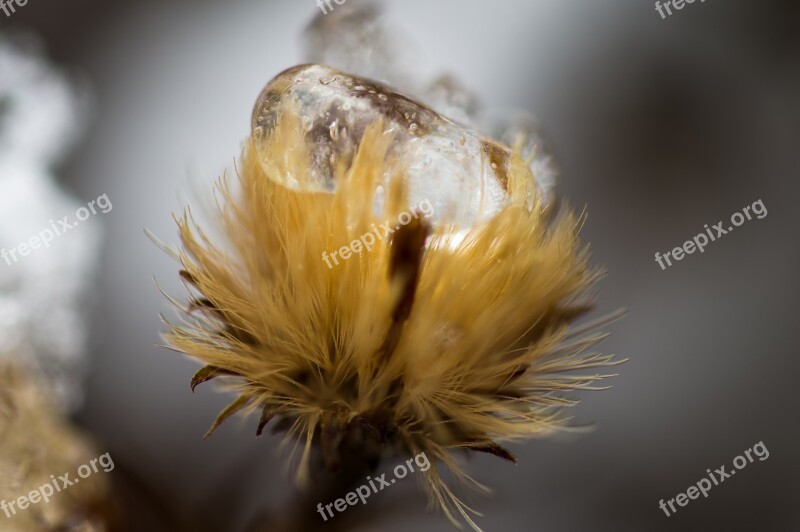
467, 442, 517, 464
191, 366, 236, 393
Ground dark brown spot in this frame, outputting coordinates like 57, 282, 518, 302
483, 140, 511, 191
376, 217, 431, 365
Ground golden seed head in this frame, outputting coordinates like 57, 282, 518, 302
162, 71, 621, 531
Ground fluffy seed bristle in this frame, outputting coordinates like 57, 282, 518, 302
161, 113, 621, 531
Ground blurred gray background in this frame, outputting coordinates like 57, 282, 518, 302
3, 0, 799, 530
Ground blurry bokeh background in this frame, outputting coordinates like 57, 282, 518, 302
2, 0, 799, 530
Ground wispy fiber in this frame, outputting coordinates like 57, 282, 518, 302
161, 114, 622, 531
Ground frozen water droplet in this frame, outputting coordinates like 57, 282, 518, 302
252, 65, 537, 227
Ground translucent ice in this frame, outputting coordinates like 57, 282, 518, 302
252, 65, 531, 228
301, 1, 559, 211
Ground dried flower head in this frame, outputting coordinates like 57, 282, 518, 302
0, 361, 110, 531
159, 67, 622, 531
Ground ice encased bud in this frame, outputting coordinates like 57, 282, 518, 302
251, 65, 533, 228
